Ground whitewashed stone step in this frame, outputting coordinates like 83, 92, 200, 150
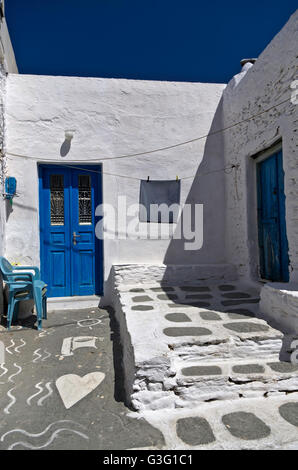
172, 359, 298, 407
112, 275, 292, 411
139, 394, 298, 449
131, 358, 298, 410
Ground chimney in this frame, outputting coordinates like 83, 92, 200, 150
240, 58, 257, 72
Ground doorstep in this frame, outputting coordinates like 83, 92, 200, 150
47, 295, 101, 312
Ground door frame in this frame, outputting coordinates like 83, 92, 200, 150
38, 163, 104, 297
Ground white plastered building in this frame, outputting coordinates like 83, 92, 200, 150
0, 7, 297, 330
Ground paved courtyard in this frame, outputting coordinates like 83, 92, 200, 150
1, 287, 298, 450
0, 308, 164, 450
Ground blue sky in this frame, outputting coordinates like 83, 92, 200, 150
5, 1, 297, 83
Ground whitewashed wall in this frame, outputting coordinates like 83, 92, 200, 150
5, 76, 226, 296
0, 14, 18, 313
0, 17, 18, 74
4, 10, 297, 303
0, 62, 6, 256
222, 10, 298, 283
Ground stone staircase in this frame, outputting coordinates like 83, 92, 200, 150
113, 280, 298, 411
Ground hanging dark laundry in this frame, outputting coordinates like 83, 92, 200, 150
139, 179, 181, 223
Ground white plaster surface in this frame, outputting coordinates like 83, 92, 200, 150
47, 295, 101, 312
260, 282, 298, 333
222, 11, 298, 284
5, 74, 226, 302
1, 9, 297, 347
0, 62, 5, 314
0, 18, 18, 74
3, 11, 298, 316
112, 263, 237, 289
136, 393, 298, 449
112, 272, 298, 411
0, 14, 18, 315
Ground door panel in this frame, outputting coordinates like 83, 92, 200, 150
40, 168, 72, 297
257, 151, 289, 282
51, 250, 67, 288
39, 165, 102, 297
71, 170, 97, 295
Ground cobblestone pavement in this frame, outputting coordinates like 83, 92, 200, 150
136, 393, 298, 449
117, 281, 298, 410
1, 286, 298, 450
0, 308, 164, 450
113, 281, 298, 448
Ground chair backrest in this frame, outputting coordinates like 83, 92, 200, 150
0, 256, 13, 281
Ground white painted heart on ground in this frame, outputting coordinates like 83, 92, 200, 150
56, 372, 105, 409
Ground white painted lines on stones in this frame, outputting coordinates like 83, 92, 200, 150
37, 328, 55, 338
0, 420, 89, 450
32, 349, 42, 363
8, 363, 22, 383
0, 363, 8, 378
14, 339, 26, 353
56, 372, 105, 409
26, 382, 44, 406
41, 350, 51, 361
26, 381, 54, 407
61, 336, 98, 357
5, 340, 15, 355
32, 348, 51, 363
37, 382, 53, 406
4, 387, 17, 414
7, 428, 89, 450
1, 420, 84, 441
4, 338, 25, 355
76, 318, 103, 330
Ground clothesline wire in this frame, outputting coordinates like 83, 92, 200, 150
6, 155, 237, 180
5, 96, 289, 180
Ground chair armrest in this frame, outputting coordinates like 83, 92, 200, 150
5, 272, 28, 282
6, 279, 33, 287
12, 271, 34, 282
11, 274, 32, 282
13, 266, 40, 280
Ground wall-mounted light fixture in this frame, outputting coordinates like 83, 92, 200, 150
64, 129, 75, 141
4, 176, 17, 205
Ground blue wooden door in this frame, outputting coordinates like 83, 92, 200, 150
257, 151, 289, 281
39, 165, 103, 297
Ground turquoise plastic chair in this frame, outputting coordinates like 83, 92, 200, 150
0, 257, 47, 330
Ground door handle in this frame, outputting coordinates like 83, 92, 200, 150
73, 231, 81, 245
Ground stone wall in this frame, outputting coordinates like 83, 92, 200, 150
0, 62, 6, 255
222, 11, 298, 283
5, 75, 226, 300
0, 13, 18, 315
0, 62, 5, 315
3, 10, 297, 307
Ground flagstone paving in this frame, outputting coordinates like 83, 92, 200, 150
136, 394, 298, 449
0, 308, 164, 450
115, 281, 298, 412
1, 295, 298, 449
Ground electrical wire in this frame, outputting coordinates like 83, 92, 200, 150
6, 97, 289, 162
5, 155, 237, 181
5, 96, 290, 181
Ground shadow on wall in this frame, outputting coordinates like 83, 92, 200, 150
60, 139, 71, 157
5, 200, 38, 222
162, 96, 227, 277
5, 199, 13, 221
